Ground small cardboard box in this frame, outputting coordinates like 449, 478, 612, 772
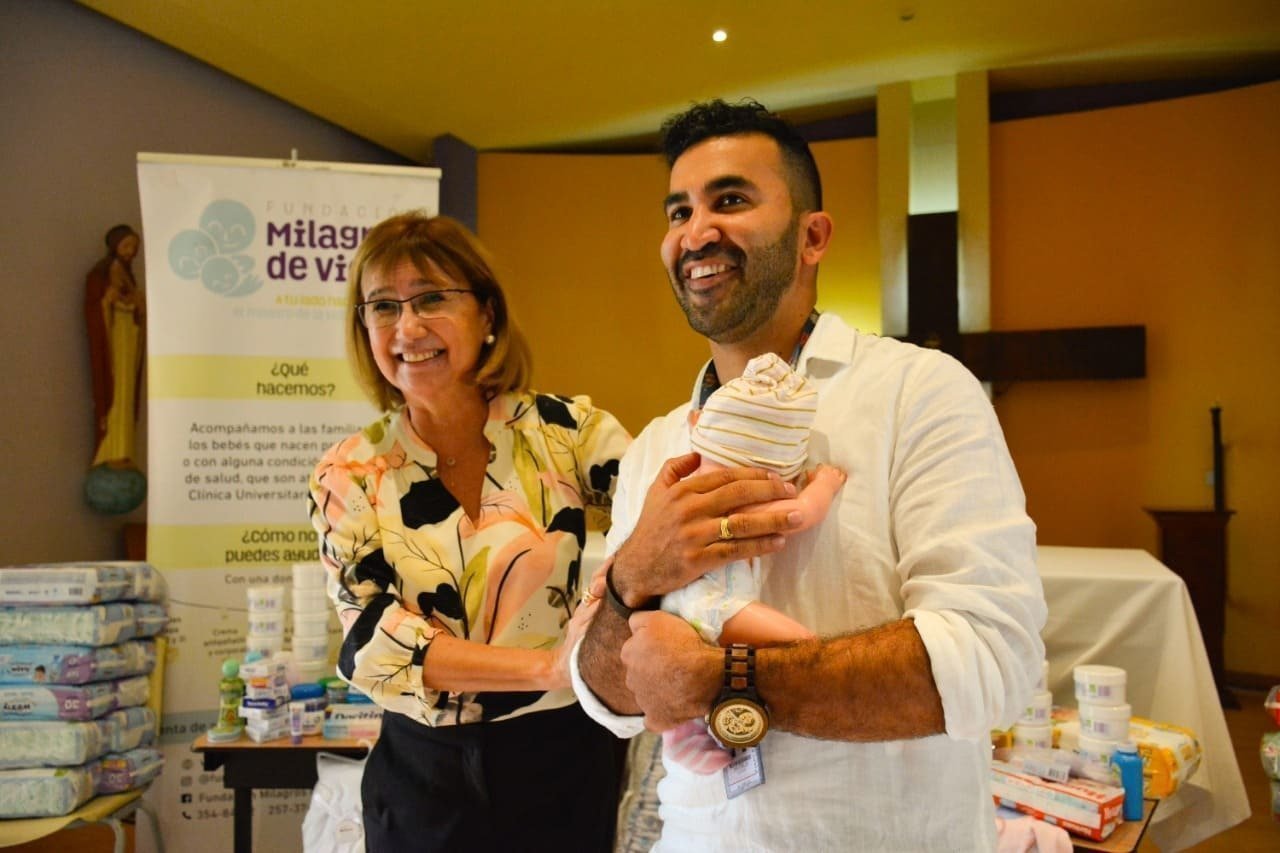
991, 759, 1124, 841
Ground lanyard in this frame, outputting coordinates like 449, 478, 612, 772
696, 310, 820, 410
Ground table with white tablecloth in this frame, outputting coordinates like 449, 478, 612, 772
1037, 546, 1250, 850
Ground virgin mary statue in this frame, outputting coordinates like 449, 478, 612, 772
84, 224, 146, 514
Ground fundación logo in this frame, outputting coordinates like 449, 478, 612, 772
168, 199, 263, 297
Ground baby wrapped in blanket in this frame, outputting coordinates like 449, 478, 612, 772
661, 352, 844, 773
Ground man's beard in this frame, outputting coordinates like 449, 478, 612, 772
670, 220, 800, 345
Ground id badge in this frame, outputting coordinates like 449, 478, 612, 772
723, 746, 766, 798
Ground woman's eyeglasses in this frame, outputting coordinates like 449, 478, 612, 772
356, 289, 476, 328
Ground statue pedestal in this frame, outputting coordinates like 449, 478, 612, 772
1144, 508, 1236, 708
124, 523, 146, 561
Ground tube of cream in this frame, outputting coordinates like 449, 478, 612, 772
289, 700, 305, 745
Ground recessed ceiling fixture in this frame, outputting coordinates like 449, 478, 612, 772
712, 29, 728, 43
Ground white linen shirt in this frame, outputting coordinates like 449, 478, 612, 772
571, 313, 1047, 851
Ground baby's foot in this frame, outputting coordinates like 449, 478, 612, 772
804, 463, 847, 490
662, 719, 733, 775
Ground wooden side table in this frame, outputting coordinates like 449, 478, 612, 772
192, 733, 371, 853
1144, 508, 1236, 707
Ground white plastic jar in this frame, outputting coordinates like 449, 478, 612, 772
1079, 701, 1132, 741
1011, 722, 1052, 749
247, 609, 287, 636
246, 585, 286, 611
292, 562, 326, 590
1076, 732, 1118, 765
292, 586, 329, 612
1074, 665, 1126, 706
292, 634, 331, 662
1019, 690, 1054, 725
292, 609, 332, 637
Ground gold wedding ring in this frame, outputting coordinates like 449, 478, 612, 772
718, 515, 734, 541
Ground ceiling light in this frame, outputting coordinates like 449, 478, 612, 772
712, 29, 728, 43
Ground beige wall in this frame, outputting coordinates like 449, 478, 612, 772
0, 1, 409, 564
476, 151, 698, 434
990, 80, 1280, 678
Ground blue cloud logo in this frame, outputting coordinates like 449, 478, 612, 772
168, 199, 262, 297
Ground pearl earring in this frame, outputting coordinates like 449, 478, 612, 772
485, 333, 495, 345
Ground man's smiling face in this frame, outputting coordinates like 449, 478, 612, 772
660, 133, 802, 345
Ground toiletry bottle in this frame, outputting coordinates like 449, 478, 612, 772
209, 658, 245, 742
1111, 741, 1144, 821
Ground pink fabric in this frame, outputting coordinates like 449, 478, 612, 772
994, 812, 1073, 853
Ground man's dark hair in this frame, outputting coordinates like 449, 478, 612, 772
660, 98, 822, 212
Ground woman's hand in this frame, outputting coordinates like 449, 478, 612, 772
550, 592, 601, 690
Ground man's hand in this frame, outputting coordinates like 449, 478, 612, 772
610, 452, 801, 607
621, 610, 721, 731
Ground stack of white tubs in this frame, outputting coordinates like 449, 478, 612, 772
1073, 665, 1131, 766
1012, 658, 1054, 748
0, 562, 166, 818
291, 562, 333, 684
245, 585, 286, 659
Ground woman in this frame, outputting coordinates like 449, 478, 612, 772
308, 212, 630, 850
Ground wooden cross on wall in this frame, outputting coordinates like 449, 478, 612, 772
901, 212, 1145, 381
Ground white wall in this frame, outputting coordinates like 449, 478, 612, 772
0, 0, 414, 562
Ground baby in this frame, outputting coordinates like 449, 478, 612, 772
661, 352, 845, 773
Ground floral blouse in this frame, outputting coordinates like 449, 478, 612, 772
308, 391, 629, 727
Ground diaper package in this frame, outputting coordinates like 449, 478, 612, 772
1128, 716, 1203, 797
0, 718, 115, 769
0, 682, 117, 722
0, 764, 98, 818
105, 706, 157, 753
113, 674, 150, 709
0, 639, 155, 685
97, 746, 163, 794
0, 603, 137, 646
128, 564, 166, 602
133, 602, 168, 637
0, 564, 134, 605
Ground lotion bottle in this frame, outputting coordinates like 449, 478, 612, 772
1111, 741, 1144, 821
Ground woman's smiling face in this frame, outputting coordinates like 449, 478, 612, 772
360, 257, 492, 410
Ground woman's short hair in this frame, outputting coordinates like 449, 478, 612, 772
344, 211, 532, 411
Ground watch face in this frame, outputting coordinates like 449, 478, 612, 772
710, 698, 768, 748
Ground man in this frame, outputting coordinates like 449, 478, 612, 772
572, 99, 1046, 850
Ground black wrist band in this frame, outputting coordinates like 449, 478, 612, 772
604, 562, 659, 618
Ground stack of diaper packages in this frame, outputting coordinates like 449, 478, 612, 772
0, 562, 167, 818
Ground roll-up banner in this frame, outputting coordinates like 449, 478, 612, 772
137, 154, 439, 852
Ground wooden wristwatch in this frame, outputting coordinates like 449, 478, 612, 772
708, 644, 769, 749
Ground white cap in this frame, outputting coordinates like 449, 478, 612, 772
692, 353, 817, 480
